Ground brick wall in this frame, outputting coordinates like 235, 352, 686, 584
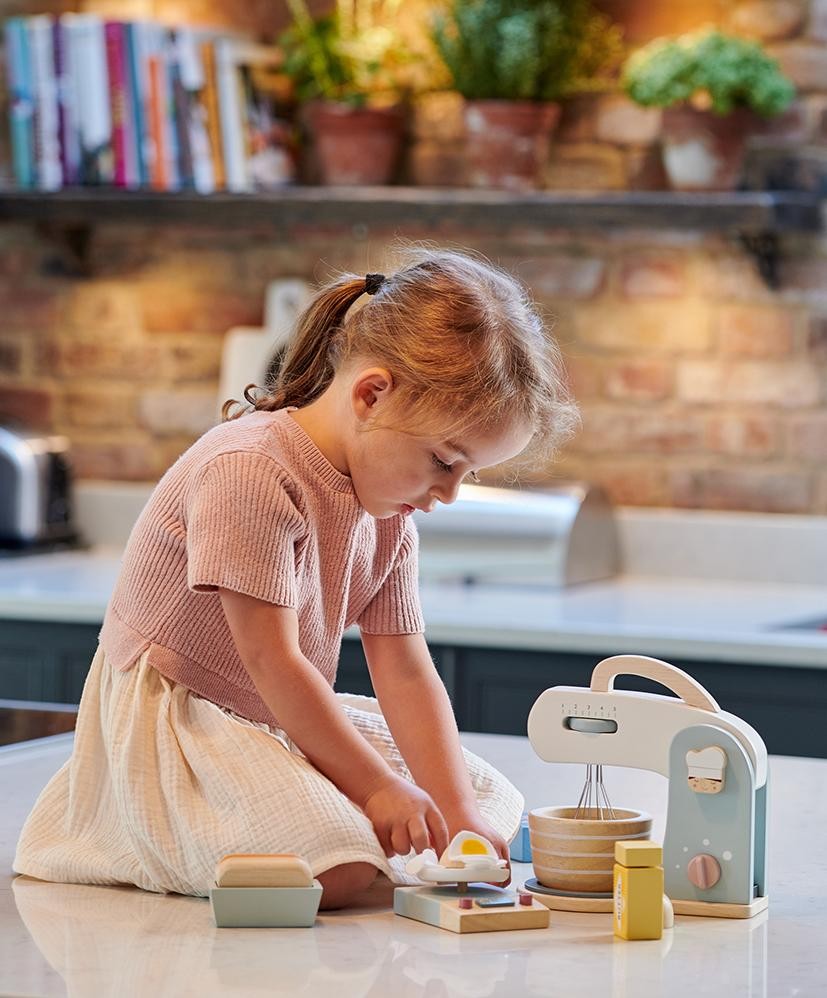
3, 220, 826, 513
1, 0, 826, 513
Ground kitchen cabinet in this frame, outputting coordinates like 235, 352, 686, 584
337, 638, 827, 759
0, 621, 98, 702
2, 620, 824, 758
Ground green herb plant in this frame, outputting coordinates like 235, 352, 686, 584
280, 0, 409, 107
431, 0, 623, 102
622, 30, 795, 116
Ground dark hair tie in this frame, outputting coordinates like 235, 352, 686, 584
364, 273, 386, 296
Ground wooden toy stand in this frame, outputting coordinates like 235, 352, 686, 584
394, 884, 550, 934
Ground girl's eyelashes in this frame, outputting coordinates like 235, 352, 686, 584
431, 454, 481, 482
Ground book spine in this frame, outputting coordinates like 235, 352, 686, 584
104, 21, 127, 187
28, 15, 62, 190
53, 17, 81, 186
124, 21, 147, 187
161, 28, 179, 190
176, 27, 213, 194
72, 14, 113, 185
215, 37, 247, 192
138, 22, 161, 189
169, 31, 193, 189
119, 21, 138, 188
52, 17, 68, 184
200, 40, 225, 190
4, 18, 35, 188
147, 50, 167, 190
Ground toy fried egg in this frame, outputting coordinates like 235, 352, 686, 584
405, 830, 507, 882
439, 831, 499, 866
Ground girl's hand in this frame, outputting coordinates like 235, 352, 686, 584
443, 802, 512, 888
362, 775, 450, 859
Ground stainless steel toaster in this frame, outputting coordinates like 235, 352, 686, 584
0, 425, 77, 548
413, 481, 620, 587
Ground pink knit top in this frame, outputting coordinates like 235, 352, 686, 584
99, 409, 424, 725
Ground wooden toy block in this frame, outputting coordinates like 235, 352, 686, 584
215, 853, 313, 888
394, 884, 550, 934
613, 839, 664, 940
210, 853, 322, 927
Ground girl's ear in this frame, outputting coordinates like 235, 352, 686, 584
352, 367, 394, 419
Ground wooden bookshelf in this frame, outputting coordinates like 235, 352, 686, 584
1, 187, 819, 285
0, 187, 820, 232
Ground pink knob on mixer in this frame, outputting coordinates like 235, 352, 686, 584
687, 854, 721, 889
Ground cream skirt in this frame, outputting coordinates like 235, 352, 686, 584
14, 645, 524, 897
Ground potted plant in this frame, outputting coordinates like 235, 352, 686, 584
279, 0, 410, 185
431, 0, 622, 191
622, 30, 796, 191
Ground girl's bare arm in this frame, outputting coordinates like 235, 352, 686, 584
360, 630, 478, 814
361, 629, 511, 872
218, 589, 447, 856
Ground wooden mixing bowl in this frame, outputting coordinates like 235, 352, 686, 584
529, 806, 652, 893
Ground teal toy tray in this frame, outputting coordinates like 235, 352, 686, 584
210, 881, 323, 927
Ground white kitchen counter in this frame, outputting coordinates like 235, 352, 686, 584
1, 729, 825, 997
0, 546, 825, 669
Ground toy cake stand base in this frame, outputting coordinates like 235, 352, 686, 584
523, 877, 614, 913
394, 883, 550, 934
210, 882, 323, 927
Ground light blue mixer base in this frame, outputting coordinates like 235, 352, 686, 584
210, 882, 323, 927
664, 724, 768, 916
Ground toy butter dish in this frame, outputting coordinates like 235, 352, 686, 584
209, 853, 323, 927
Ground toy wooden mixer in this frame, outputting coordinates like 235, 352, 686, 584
526, 654, 768, 919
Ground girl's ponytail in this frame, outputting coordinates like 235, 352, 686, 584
222, 275, 366, 420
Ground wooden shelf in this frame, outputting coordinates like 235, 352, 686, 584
0, 187, 821, 233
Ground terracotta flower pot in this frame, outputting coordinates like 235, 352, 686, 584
304, 102, 405, 185
462, 100, 561, 191
660, 105, 761, 192
529, 806, 652, 894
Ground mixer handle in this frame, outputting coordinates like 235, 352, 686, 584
590, 655, 721, 712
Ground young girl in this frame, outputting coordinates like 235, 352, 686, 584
14, 248, 578, 909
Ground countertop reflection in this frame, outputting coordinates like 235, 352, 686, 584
2, 731, 825, 997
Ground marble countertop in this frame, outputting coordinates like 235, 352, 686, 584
2, 729, 825, 997
1, 547, 826, 668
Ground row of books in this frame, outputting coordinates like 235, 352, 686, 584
4, 15, 296, 193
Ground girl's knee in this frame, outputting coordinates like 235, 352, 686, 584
317, 861, 378, 910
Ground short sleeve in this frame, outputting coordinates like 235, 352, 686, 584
186, 451, 305, 606
358, 517, 425, 635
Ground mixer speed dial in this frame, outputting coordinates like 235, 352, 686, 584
687, 854, 721, 890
